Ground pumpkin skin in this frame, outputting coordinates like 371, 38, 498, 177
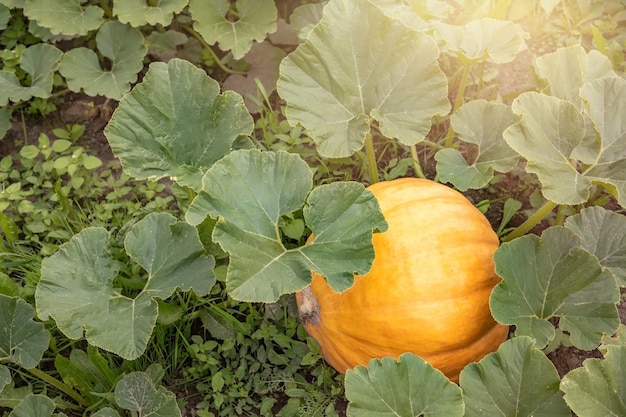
296, 178, 508, 382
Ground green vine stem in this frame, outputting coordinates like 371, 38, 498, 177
409, 145, 426, 179
444, 61, 471, 148
97, 0, 113, 19
364, 131, 380, 184
502, 200, 558, 242
180, 25, 244, 75
26, 367, 89, 407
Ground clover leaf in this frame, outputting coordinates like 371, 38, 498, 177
435, 99, 519, 190
36, 213, 215, 360
277, 0, 450, 158
59, 21, 147, 100
189, 0, 277, 60
186, 149, 387, 302
104, 58, 253, 192
491, 227, 620, 350
23, 0, 104, 36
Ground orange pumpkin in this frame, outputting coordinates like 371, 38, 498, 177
296, 178, 508, 382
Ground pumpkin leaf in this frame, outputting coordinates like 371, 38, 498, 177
188, 0, 277, 60
0, 365, 10, 392
58, 21, 147, 100
104, 59, 253, 192
0, 4, 9, 30
114, 371, 181, 416
435, 99, 519, 190
0, 108, 11, 139
8, 394, 56, 417
601, 324, 626, 349
560, 345, 626, 417
36, 213, 215, 360
0, 294, 49, 369
565, 206, 626, 286
580, 77, 626, 168
433, 17, 528, 63
460, 336, 570, 417
504, 80, 626, 207
0, 43, 63, 106
187, 149, 387, 302
277, 0, 450, 158
113, 0, 187, 27
91, 408, 120, 417
345, 353, 464, 417
23, 0, 104, 36
534, 44, 617, 105
289, 2, 325, 42
491, 226, 620, 350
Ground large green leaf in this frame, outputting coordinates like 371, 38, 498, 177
435, 99, 519, 190
189, 0, 277, 59
113, 0, 187, 27
0, 4, 9, 30
0, 365, 9, 393
114, 372, 181, 417
460, 337, 570, 417
345, 353, 464, 417
434, 17, 528, 63
36, 213, 215, 360
289, 2, 325, 42
8, 394, 55, 417
561, 345, 626, 417
104, 59, 253, 192
0, 44, 63, 106
0, 108, 11, 139
187, 149, 387, 302
565, 207, 626, 286
23, 0, 104, 36
59, 21, 147, 99
277, 0, 450, 158
534, 44, 617, 105
91, 408, 120, 417
491, 227, 620, 350
580, 77, 626, 200
505, 78, 626, 206
0, 295, 49, 369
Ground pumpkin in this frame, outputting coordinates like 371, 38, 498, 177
296, 178, 508, 382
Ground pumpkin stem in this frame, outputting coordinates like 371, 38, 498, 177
298, 286, 321, 326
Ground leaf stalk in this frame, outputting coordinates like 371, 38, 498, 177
364, 131, 379, 184
409, 145, 426, 179
502, 200, 558, 242
180, 25, 244, 75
